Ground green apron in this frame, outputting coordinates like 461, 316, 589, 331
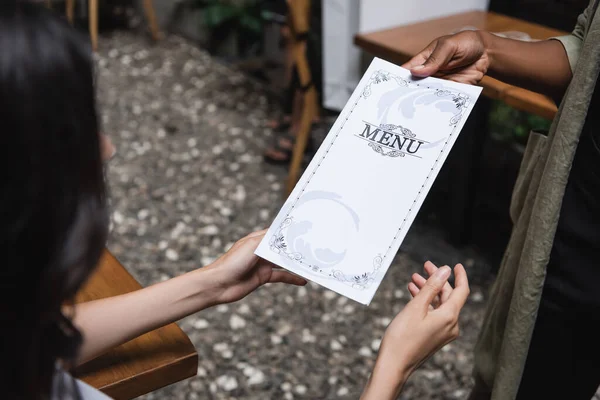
471, 1, 600, 399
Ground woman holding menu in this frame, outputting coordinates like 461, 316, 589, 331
0, 2, 470, 399
404, 1, 600, 399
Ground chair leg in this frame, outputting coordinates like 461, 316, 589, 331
286, 88, 317, 196
66, 0, 75, 24
89, 0, 98, 51
142, 0, 161, 41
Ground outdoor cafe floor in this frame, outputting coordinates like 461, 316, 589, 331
98, 31, 597, 400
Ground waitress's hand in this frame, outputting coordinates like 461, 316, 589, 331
204, 230, 307, 305
361, 263, 469, 400
402, 30, 490, 84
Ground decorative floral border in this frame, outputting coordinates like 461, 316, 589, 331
269, 69, 472, 290
269, 217, 383, 290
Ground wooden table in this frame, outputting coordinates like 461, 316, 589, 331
73, 251, 198, 399
355, 10, 567, 120
354, 11, 568, 245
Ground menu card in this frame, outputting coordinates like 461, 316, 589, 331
255, 57, 482, 305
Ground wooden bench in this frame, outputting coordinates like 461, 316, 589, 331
73, 250, 198, 400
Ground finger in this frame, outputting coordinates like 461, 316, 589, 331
401, 51, 431, 70
446, 264, 470, 309
246, 229, 268, 239
424, 261, 453, 303
414, 266, 451, 310
268, 269, 307, 286
410, 39, 457, 77
413, 272, 441, 308
412, 272, 427, 288
408, 282, 436, 310
238, 232, 267, 251
408, 282, 420, 298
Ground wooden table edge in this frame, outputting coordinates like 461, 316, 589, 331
100, 350, 198, 399
75, 250, 199, 399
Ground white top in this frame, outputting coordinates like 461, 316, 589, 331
52, 369, 112, 400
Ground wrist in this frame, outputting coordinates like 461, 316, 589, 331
183, 267, 227, 309
477, 30, 496, 72
361, 352, 409, 400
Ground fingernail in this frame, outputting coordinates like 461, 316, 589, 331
413, 65, 425, 70
436, 266, 451, 280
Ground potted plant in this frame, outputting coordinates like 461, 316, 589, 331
192, 0, 267, 59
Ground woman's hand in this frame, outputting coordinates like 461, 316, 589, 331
204, 230, 307, 305
361, 262, 470, 400
402, 30, 490, 84
100, 133, 116, 161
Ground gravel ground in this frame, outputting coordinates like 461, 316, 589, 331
95, 31, 594, 399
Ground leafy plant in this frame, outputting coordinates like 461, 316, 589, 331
488, 100, 552, 147
192, 0, 267, 56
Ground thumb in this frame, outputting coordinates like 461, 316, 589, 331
414, 266, 451, 309
411, 40, 455, 77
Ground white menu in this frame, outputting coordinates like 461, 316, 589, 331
255, 57, 482, 305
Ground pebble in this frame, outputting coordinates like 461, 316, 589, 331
324, 291, 337, 300
358, 346, 373, 357
337, 387, 349, 396
165, 248, 179, 261
277, 324, 292, 336
259, 209, 270, 220
198, 224, 219, 235
201, 256, 215, 266
330, 340, 343, 351
271, 335, 282, 345
238, 304, 251, 315
113, 211, 124, 224
192, 319, 209, 329
294, 384, 307, 395
213, 342, 229, 353
371, 338, 381, 351
232, 185, 246, 202
281, 382, 292, 392
216, 305, 229, 313
243, 365, 265, 386
301, 329, 316, 343
422, 370, 444, 380
215, 375, 238, 391
229, 314, 246, 330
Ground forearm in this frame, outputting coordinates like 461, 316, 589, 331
481, 31, 572, 99
360, 353, 409, 400
71, 268, 222, 365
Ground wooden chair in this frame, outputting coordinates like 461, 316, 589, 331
285, 0, 319, 195
65, 0, 161, 51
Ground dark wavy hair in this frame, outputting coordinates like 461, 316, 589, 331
0, 2, 109, 399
